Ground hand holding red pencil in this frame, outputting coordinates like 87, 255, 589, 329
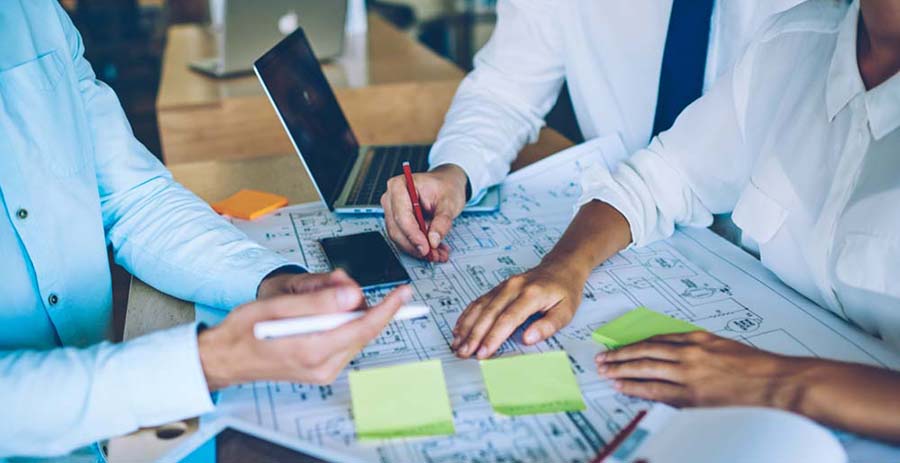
381, 163, 468, 262
401, 161, 435, 261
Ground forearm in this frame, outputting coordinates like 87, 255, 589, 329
777, 358, 900, 443
0, 324, 213, 457
541, 200, 632, 278
105, 177, 296, 309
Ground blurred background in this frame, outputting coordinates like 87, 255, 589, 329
60, 0, 581, 161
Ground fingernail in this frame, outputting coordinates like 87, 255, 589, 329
338, 287, 359, 306
477, 346, 488, 359
451, 336, 459, 349
595, 352, 605, 362
523, 331, 539, 344
418, 245, 429, 256
398, 286, 413, 302
597, 365, 608, 374
459, 344, 470, 356
613, 381, 623, 390
429, 232, 441, 247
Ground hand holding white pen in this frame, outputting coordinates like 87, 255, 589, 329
254, 304, 430, 339
197, 278, 414, 390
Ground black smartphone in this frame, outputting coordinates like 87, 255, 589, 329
319, 231, 411, 290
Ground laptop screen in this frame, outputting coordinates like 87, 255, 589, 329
254, 28, 358, 209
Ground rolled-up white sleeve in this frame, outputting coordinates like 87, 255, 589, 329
428, 0, 566, 197
0, 323, 213, 457
54, 3, 300, 310
575, 46, 758, 248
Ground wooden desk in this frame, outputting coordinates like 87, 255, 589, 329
156, 15, 464, 164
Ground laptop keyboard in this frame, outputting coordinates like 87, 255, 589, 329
347, 145, 431, 206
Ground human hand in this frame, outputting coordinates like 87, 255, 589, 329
199, 282, 413, 390
257, 269, 355, 300
596, 331, 801, 408
451, 262, 589, 359
381, 164, 469, 262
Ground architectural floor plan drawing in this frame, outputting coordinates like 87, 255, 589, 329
205, 139, 900, 463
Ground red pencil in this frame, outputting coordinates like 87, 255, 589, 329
591, 409, 648, 462
401, 161, 434, 261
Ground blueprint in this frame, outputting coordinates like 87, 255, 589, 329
206, 138, 900, 463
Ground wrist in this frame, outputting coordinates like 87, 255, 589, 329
764, 356, 819, 413
539, 252, 592, 282
198, 326, 233, 391
431, 164, 470, 202
257, 265, 306, 299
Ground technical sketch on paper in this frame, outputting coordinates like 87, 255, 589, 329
209, 140, 900, 463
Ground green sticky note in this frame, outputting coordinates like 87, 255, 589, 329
591, 306, 703, 349
479, 351, 586, 416
348, 360, 455, 439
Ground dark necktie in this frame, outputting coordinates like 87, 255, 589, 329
651, 0, 716, 138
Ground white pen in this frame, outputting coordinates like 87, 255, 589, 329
253, 304, 431, 339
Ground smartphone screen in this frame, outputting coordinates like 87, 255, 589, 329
319, 232, 411, 290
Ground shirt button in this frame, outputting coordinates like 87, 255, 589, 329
16, 208, 28, 220
48, 294, 59, 306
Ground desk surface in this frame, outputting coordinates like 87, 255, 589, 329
157, 15, 464, 111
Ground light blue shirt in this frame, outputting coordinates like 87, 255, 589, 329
0, 1, 299, 458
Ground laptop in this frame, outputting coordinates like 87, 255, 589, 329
253, 28, 501, 214
191, 0, 347, 78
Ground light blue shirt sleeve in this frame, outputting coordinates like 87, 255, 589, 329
0, 2, 304, 458
59, 6, 298, 310
0, 323, 214, 458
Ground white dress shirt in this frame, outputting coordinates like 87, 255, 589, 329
579, 0, 900, 348
428, 0, 805, 197
0, 1, 299, 457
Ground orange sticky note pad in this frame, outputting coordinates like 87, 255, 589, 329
211, 189, 288, 220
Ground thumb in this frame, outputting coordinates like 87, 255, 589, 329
247, 284, 364, 323
522, 306, 573, 345
428, 212, 455, 249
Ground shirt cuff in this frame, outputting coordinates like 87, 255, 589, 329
429, 140, 505, 201
217, 248, 307, 309
118, 323, 215, 426
575, 162, 641, 250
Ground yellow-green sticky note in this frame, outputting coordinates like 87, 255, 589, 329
591, 306, 703, 349
348, 360, 455, 439
479, 351, 586, 416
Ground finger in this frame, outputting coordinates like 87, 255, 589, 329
477, 293, 556, 359
388, 179, 430, 257
600, 358, 685, 383
427, 211, 455, 249
613, 379, 690, 406
432, 245, 450, 263
595, 342, 684, 365
245, 286, 364, 323
318, 285, 413, 352
285, 271, 352, 294
521, 303, 574, 345
328, 268, 355, 286
301, 347, 358, 385
457, 287, 525, 358
383, 195, 420, 257
453, 287, 510, 355
452, 292, 493, 350
644, 330, 710, 345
